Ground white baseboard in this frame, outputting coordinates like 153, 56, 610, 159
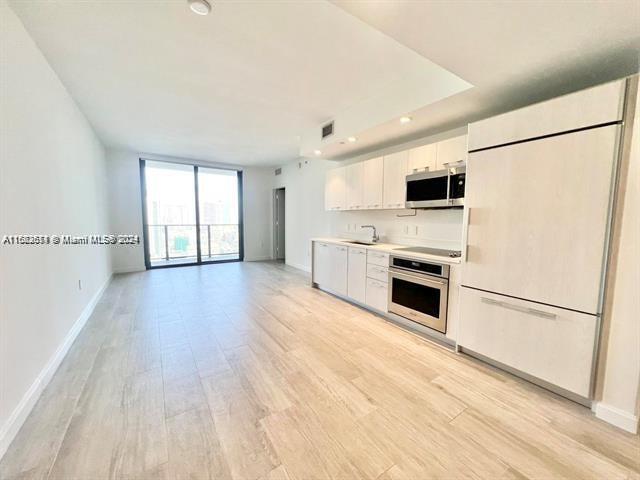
594, 402, 639, 434
0, 273, 112, 460
113, 267, 145, 274
244, 256, 273, 262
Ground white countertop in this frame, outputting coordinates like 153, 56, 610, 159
311, 237, 462, 265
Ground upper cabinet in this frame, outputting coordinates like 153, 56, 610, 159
407, 143, 437, 174
382, 150, 408, 209
436, 135, 467, 168
362, 157, 383, 209
346, 162, 364, 210
325, 167, 346, 211
324, 134, 467, 211
468, 79, 626, 151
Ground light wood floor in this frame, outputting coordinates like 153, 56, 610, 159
1, 261, 638, 480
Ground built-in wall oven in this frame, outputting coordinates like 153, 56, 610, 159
388, 255, 450, 333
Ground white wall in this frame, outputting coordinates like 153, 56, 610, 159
275, 128, 467, 272
0, 0, 112, 456
106, 150, 274, 271
596, 80, 640, 433
274, 159, 335, 271
242, 167, 275, 261
107, 150, 146, 273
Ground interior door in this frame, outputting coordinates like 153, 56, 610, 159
463, 125, 619, 314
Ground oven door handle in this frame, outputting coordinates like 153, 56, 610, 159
389, 269, 447, 287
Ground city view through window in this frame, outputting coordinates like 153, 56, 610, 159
144, 161, 240, 266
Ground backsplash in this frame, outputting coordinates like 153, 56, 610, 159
330, 208, 464, 250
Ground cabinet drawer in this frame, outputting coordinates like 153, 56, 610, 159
367, 251, 389, 267
366, 264, 388, 283
458, 287, 597, 397
366, 278, 388, 313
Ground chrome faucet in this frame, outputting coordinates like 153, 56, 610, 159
361, 225, 379, 243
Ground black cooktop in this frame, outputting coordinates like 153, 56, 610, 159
394, 246, 462, 258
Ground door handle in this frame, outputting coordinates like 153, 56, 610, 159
481, 297, 557, 319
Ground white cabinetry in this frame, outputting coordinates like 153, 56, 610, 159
365, 279, 388, 312
324, 134, 469, 211
467, 79, 625, 151
347, 247, 367, 303
458, 287, 597, 397
436, 135, 467, 168
330, 244, 348, 295
382, 151, 408, 209
312, 242, 330, 286
312, 241, 347, 296
362, 157, 384, 209
345, 163, 364, 210
464, 126, 618, 314
407, 143, 437, 173
365, 250, 389, 312
325, 167, 346, 211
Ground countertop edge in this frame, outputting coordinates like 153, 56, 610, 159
311, 238, 462, 265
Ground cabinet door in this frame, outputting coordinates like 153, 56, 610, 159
330, 244, 348, 295
362, 157, 383, 209
407, 143, 437, 173
366, 278, 388, 312
458, 287, 597, 397
436, 135, 467, 169
468, 79, 625, 151
346, 163, 364, 210
313, 242, 330, 286
325, 167, 347, 211
464, 126, 617, 314
347, 247, 367, 303
382, 151, 408, 209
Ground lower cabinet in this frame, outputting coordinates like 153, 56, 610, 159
347, 247, 367, 304
329, 244, 348, 296
365, 278, 388, 312
458, 286, 597, 398
312, 242, 347, 295
312, 242, 330, 286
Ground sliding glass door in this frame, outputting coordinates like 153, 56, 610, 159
140, 159, 243, 268
198, 167, 241, 262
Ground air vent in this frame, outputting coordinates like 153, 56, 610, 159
321, 121, 334, 139
274, 168, 282, 176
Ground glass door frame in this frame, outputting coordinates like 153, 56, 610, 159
139, 158, 244, 270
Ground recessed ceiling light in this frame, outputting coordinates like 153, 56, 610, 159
400, 116, 412, 124
314, 150, 322, 156
188, 0, 211, 15
347, 136, 357, 143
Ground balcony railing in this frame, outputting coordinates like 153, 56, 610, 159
147, 224, 239, 263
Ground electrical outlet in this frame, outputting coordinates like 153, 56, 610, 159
413, 225, 419, 236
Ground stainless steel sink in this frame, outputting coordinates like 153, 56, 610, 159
344, 240, 375, 246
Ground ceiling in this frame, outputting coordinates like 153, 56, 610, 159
9, 0, 640, 166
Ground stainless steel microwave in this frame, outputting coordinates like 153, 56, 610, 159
405, 164, 466, 209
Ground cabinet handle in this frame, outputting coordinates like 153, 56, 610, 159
481, 297, 557, 319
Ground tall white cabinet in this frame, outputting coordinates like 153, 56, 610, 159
459, 78, 628, 400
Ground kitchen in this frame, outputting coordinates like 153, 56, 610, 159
307, 76, 637, 419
